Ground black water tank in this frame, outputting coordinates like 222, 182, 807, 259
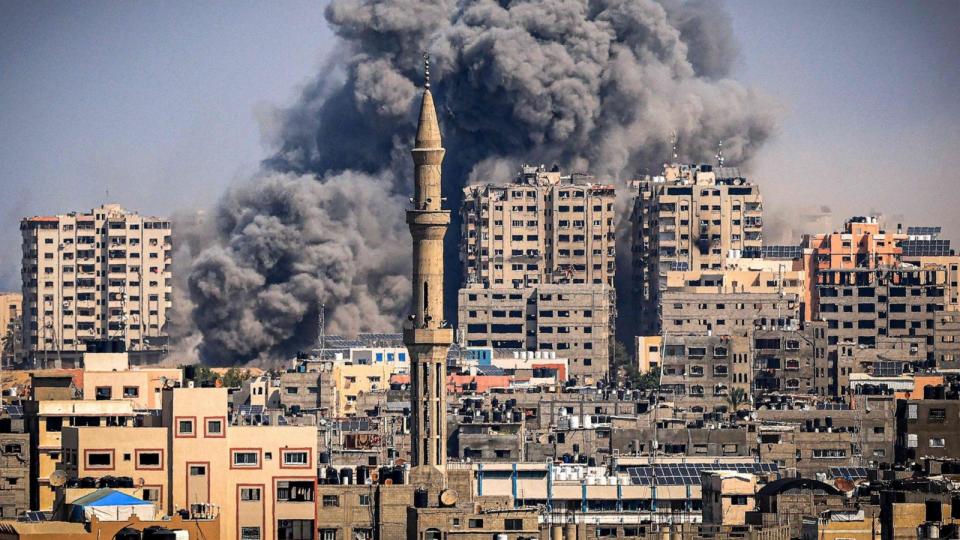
113, 528, 141, 540
414, 488, 429, 508
142, 527, 176, 540
339, 467, 353, 485
357, 467, 369, 485
319, 451, 331, 464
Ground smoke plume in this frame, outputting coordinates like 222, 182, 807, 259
183, 0, 779, 364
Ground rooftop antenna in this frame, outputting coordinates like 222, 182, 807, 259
715, 139, 725, 168
423, 52, 430, 89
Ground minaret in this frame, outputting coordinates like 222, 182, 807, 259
403, 55, 452, 473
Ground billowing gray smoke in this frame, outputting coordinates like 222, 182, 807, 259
183, 0, 779, 364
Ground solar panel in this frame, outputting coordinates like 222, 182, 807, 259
816, 403, 850, 411
627, 462, 779, 486
3, 405, 23, 418
20, 511, 46, 522
238, 405, 264, 416
907, 226, 941, 237
873, 361, 906, 377
761, 245, 803, 260
901, 240, 952, 257
829, 467, 870, 480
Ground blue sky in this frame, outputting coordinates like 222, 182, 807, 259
0, 0, 958, 290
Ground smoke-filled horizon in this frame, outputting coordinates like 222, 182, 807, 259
178, 0, 780, 365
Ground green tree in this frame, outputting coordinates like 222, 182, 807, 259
725, 387, 748, 419
221, 367, 251, 388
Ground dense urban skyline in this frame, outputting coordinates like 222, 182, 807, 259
1, 0, 959, 293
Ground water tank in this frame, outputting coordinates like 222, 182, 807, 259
172, 532, 189, 540
325, 467, 339, 485
319, 451, 331, 464
495, 534, 509, 540
113, 528, 141, 540
143, 527, 177, 540
357, 467, 369, 485
569, 416, 580, 429
339, 467, 353, 485
414, 488, 429, 508
583, 415, 593, 428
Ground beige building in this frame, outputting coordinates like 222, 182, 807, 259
701, 471, 757, 526
20, 204, 172, 361
458, 284, 612, 383
631, 163, 764, 333
80, 352, 182, 409
58, 387, 317, 540
461, 164, 616, 288
0, 292, 22, 367
635, 335, 662, 374
331, 362, 399, 417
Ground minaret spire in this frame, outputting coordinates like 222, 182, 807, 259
404, 53, 452, 476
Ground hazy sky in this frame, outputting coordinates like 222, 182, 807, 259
1, 0, 958, 290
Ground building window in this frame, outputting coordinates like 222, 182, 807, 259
232, 450, 260, 468
136, 450, 162, 469
95, 386, 112, 400
359, 494, 371, 506
468, 519, 483, 528
241, 487, 262, 501
322, 495, 339, 507
176, 418, 195, 437
353, 529, 373, 540
277, 520, 314, 540
189, 465, 207, 476
205, 418, 224, 437
276, 480, 314, 502
930, 438, 946, 448
282, 450, 309, 468
85, 450, 113, 469
240, 527, 261, 540
122, 386, 139, 398
731, 495, 748, 505
142, 487, 160, 502
505, 519, 524, 530
320, 530, 337, 540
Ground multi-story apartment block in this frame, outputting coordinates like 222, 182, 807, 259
58, 386, 317, 540
458, 284, 611, 383
461, 164, 616, 288
659, 333, 752, 409
752, 325, 823, 397
630, 163, 763, 333
0, 292, 22, 368
20, 203, 172, 364
816, 266, 950, 395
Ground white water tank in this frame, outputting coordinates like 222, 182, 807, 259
570, 416, 580, 429
583, 415, 593, 428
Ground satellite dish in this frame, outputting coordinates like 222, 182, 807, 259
49, 470, 68, 487
138, 477, 145, 487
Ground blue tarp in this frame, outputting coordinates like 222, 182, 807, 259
72, 488, 152, 507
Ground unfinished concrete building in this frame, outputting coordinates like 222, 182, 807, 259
659, 333, 752, 409
752, 326, 822, 397
630, 163, 764, 334
0, 405, 29, 519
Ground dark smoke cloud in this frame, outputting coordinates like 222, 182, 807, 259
182, 0, 779, 364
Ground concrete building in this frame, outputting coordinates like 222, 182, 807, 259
701, 471, 757, 526
630, 163, 763, 334
20, 204, 172, 364
55, 386, 317, 540
635, 335, 662, 374
0, 405, 29, 519
79, 352, 181, 410
458, 284, 612, 383
816, 266, 950, 394
0, 293, 22, 368
461, 164, 616, 289
895, 390, 960, 464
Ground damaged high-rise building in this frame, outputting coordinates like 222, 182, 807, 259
630, 163, 763, 334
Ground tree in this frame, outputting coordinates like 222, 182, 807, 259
725, 387, 748, 419
222, 367, 251, 388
